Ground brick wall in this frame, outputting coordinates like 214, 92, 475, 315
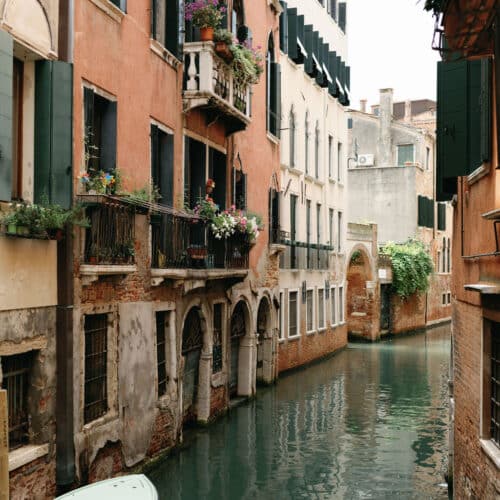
147, 408, 178, 458
453, 301, 500, 498
9, 456, 56, 500
426, 273, 451, 324
390, 292, 426, 334
277, 324, 347, 374
210, 385, 227, 419
87, 441, 125, 484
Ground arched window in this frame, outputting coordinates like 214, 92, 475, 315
314, 121, 320, 178
305, 111, 310, 174
447, 237, 451, 273
289, 107, 296, 167
266, 34, 281, 137
232, 0, 245, 39
442, 237, 446, 273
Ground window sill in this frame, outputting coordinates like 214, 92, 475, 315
267, 132, 280, 145
467, 162, 490, 186
480, 439, 500, 470
288, 334, 301, 341
150, 39, 181, 71
318, 326, 327, 333
89, 0, 125, 23
80, 264, 137, 286
287, 166, 303, 177
330, 322, 338, 328
9, 443, 49, 472
82, 411, 119, 433
306, 330, 316, 336
328, 177, 336, 184
268, 0, 283, 13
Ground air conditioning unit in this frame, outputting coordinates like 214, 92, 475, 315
357, 154, 374, 167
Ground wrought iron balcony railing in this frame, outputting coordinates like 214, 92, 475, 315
183, 42, 251, 133
279, 240, 332, 270
151, 211, 250, 271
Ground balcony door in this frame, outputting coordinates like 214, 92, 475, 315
208, 147, 226, 210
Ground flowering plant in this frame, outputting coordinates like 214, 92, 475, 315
193, 196, 219, 219
185, 0, 226, 29
230, 42, 264, 85
211, 211, 237, 240
227, 206, 260, 241
78, 169, 118, 195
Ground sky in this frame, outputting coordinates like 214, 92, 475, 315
347, 0, 440, 110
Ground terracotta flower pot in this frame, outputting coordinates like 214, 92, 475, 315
215, 42, 234, 62
200, 27, 214, 42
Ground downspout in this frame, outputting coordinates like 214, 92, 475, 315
56, 0, 75, 492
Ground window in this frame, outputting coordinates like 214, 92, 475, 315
338, 286, 344, 323
318, 289, 325, 329
266, 35, 281, 137
84, 88, 117, 174
151, 124, 174, 206
305, 112, 310, 174
289, 291, 299, 337
337, 142, 343, 182
1, 352, 33, 449
84, 314, 108, 424
213, 303, 223, 373
337, 211, 343, 252
485, 322, 500, 448
442, 237, 446, 273
329, 208, 334, 247
397, 144, 415, 166
110, 0, 127, 11
289, 109, 296, 167
328, 135, 334, 178
437, 202, 446, 231
151, 0, 181, 57
447, 238, 451, 273
329, 0, 337, 20
330, 287, 336, 325
156, 311, 168, 397
314, 122, 320, 178
437, 251, 441, 273
279, 292, 284, 340
316, 203, 321, 244
11, 58, 23, 199
426, 146, 430, 170
306, 289, 314, 332
418, 195, 435, 228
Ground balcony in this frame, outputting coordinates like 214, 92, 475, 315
77, 195, 137, 285
183, 42, 251, 134
151, 210, 250, 286
279, 240, 331, 270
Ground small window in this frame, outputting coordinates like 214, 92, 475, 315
486, 322, 500, 448
337, 142, 343, 182
213, 303, 223, 373
426, 146, 430, 170
1, 352, 33, 449
328, 135, 334, 178
330, 287, 336, 325
314, 122, 320, 178
279, 292, 284, 340
306, 289, 314, 332
316, 203, 322, 244
329, 208, 334, 247
305, 113, 310, 174
151, 124, 174, 206
318, 289, 325, 329
337, 211, 343, 252
156, 311, 168, 397
289, 109, 296, 168
397, 144, 415, 166
110, 0, 127, 11
151, 0, 182, 57
338, 286, 344, 323
289, 291, 299, 337
447, 292, 451, 305
84, 314, 108, 424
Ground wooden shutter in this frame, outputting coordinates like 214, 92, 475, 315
270, 62, 281, 138
161, 131, 174, 206
166, 0, 180, 58
418, 195, 425, 227
315, 35, 324, 86
328, 51, 337, 97
279, 2, 288, 53
0, 30, 13, 201
480, 57, 491, 163
151, 124, 159, 197
287, 8, 298, 61
437, 203, 446, 231
100, 100, 117, 173
338, 2, 346, 32
427, 198, 435, 228
304, 25, 314, 76
35, 61, 73, 208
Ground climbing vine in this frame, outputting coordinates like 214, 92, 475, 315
381, 240, 434, 299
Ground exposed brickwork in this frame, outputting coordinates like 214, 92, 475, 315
87, 441, 125, 484
147, 408, 178, 458
453, 301, 500, 498
9, 456, 56, 500
390, 292, 426, 334
426, 273, 452, 324
210, 385, 227, 419
278, 325, 347, 374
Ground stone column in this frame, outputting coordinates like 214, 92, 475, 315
238, 334, 256, 396
377, 88, 393, 167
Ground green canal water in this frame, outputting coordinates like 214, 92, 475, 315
148, 326, 451, 499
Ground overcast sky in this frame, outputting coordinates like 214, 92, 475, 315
347, 0, 439, 109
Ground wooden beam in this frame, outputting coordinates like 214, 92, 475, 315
0, 390, 9, 500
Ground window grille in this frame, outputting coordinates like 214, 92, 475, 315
156, 311, 168, 397
331, 288, 336, 325
1, 352, 32, 450
213, 304, 223, 373
306, 290, 314, 331
318, 289, 325, 329
289, 291, 298, 337
84, 314, 108, 424
491, 323, 500, 447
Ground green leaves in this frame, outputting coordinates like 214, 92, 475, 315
381, 240, 434, 299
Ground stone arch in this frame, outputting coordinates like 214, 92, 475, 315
4, 0, 54, 57
180, 305, 207, 424
346, 245, 379, 341
229, 297, 253, 398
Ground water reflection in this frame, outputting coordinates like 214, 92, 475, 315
148, 326, 450, 499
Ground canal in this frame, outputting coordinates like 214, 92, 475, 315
148, 326, 451, 499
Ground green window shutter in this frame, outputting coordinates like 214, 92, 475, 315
166, 0, 181, 59
304, 25, 314, 76
437, 203, 446, 231
427, 198, 435, 228
161, 131, 174, 206
35, 61, 73, 208
270, 62, 281, 138
0, 30, 13, 201
418, 195, 425, 227
345, 65, 350, 105
338, 2, 346, 32
328, 51, 337, 97
467, 59, 482, 173
279, 2, 288, 53
151, 124, 159, 199
287, 8, 298, 60
480, 57, 491, 162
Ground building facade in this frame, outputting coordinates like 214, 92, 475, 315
427, 0, 500, 496
276, 0, 350, 372
347, 90, 452, 339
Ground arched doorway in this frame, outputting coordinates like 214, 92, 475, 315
256, 298, 271, 384
346, 247, 377, 341
182, 307, 204, 422
229, 301, 247, 396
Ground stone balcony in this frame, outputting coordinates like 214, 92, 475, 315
183, 42, 251, 134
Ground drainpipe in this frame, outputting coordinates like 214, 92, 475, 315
56, 0, 75, 492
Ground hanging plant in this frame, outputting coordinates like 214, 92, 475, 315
380, 239, 434, 299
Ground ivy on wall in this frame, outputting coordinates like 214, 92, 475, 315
381, 240, 434, 299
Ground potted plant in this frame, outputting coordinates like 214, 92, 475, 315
213, 29, 234, 62
230, 42, 264, 86
184, 0, 226, 41
2, 212, 17, 235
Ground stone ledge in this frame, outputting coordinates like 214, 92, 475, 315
89, 0, 125, 22
150, 39, 181, 70
80, 264, 137, 286
9, 443, 49, 472
480, 439, 500, 470
150, 268, 248, 286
